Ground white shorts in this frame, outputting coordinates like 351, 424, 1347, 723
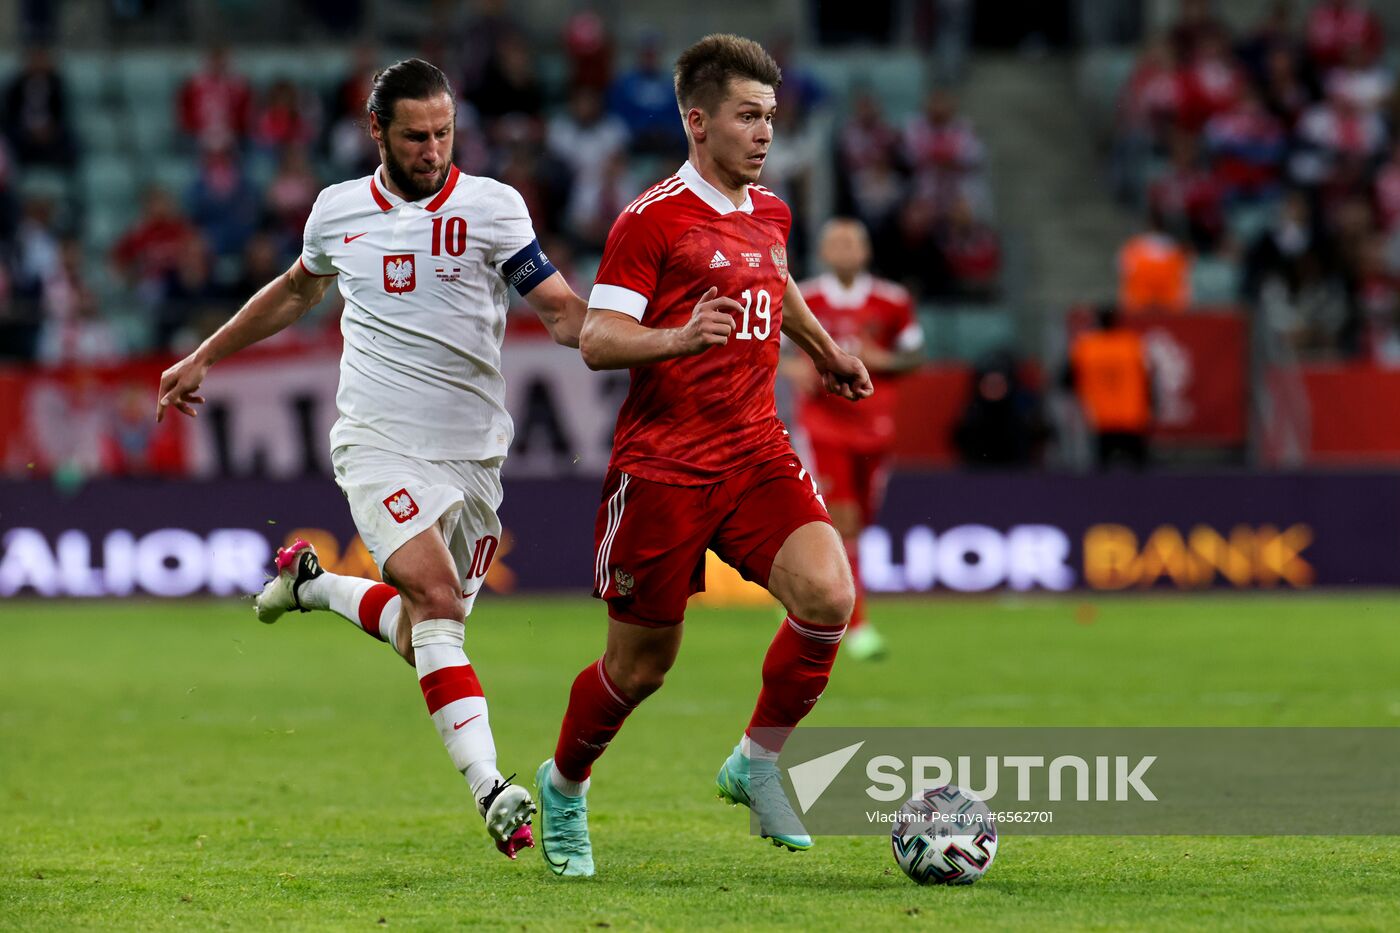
331, 445, 504, 614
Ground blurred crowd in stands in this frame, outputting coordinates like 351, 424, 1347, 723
0, 7, 1002, 367
1111, 0, 1400, 363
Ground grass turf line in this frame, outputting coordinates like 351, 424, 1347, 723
2, 594, 1398, 930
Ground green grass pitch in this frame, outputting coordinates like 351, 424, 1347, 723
3, 594, 1400, 930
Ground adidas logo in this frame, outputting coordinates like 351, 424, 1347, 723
709, 250, 731, 269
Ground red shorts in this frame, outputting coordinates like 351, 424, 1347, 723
592, 455, 832, 626
807, 440, 890, 524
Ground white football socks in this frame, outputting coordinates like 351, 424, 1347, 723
411, 618, 503, 802
297, 573, 402, 645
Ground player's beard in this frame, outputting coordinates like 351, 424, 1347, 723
384, 148, 448, 201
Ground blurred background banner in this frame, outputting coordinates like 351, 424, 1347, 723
3, 0, 1400, 597
3, 470, 1394, 598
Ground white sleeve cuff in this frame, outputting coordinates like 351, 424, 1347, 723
896, 321, 926, 352
589, 283, 648, 321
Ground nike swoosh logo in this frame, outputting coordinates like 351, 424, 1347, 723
344, 232, 368, 243
453, 714, 482, 731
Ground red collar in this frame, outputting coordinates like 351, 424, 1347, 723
369, 164, 460, 212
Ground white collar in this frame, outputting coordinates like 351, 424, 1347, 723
678, 160, 753, 215
819, 272, 873, 309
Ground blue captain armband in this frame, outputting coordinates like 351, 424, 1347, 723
501, 239, 557, 296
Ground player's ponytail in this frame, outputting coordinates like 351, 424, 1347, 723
367, 58, 455, 129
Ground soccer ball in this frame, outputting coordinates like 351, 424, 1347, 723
890, 785, 998, 885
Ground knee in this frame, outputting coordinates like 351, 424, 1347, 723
791, 573, 855, 628
400, 581, 465, 623
605, 653, 671, 702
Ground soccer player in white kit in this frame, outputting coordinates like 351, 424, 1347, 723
156, 60, 587, 860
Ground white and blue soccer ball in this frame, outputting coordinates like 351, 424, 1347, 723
890, 785, 998, 885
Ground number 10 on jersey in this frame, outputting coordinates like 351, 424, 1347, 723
735, 288, 772, 341
431, 216, 467, 256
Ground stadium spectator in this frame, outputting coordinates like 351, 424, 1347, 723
186, 145, 260, 261
1204, 86, 1287, 204
563, 10, 613, 91
0, 139, 16, 242
12, 196, 61, 300
562, 149, 633, 252
1112, 36, 1181, 200
1290, 77, 1388, 187
1119, 36, 1181, 149
935, 196, 1001, 300
1260, 43, 1313, 129
768, 34, 827, 118
952, 347, 1052, 465
1244, 189, 1330, 297
1173, 32, 1246, 133
1304, 0, 1384, 75
838, 90, 903, 178
264, 146, 321, 247
879, 195, 942, 299
0, 195, 57, 360
324, 44, 381, 177
492, 115, 569, 237
469, 33, 545, 128
110, 187, 196, 297
453, 0, 525, 104
608, 32, 686, 155
1236, 0, 1305, 87
253, 78, 320, 154
1067, 306, 1152, 469
157, 235, 226, 350
1150, 131, 1226, 252
546, 86, 630, 198
0, 252, 26, 361
1326, 44, 1395, 114
902, 89, 987, 215
1118, 215, 1191, 314
37, 237, 118, 364
177, 46, 253, 152
953, 350, 1046, 468
1169, 0, 1231, 65
847, 147, 907, 248
2, 47, 75, 169
1373, 141, 1400, 232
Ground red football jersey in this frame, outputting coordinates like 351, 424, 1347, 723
589, 162, 794, 485
796, 273, 921, 452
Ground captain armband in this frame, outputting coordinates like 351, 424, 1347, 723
501, 239, 557, 296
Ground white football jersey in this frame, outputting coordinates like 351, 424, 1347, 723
300, 164, 539, 461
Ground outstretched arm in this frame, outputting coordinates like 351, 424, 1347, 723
156, 260, 335, 421
781, 276, 874, 401
579, 286, 744, 371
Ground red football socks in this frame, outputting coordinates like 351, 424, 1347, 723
745, 615, 845, 753
552, 657, 637, 783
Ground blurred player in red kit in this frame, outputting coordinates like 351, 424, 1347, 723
789, 218, 924, 660
533, 34, 873, 877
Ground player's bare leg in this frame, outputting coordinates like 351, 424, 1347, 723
718, 521, 853, 850
826, 500, 884, 660
384, 525, 535, 859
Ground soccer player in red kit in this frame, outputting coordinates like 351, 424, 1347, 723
790, 218, 925, 661
533, 35, 873, 877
